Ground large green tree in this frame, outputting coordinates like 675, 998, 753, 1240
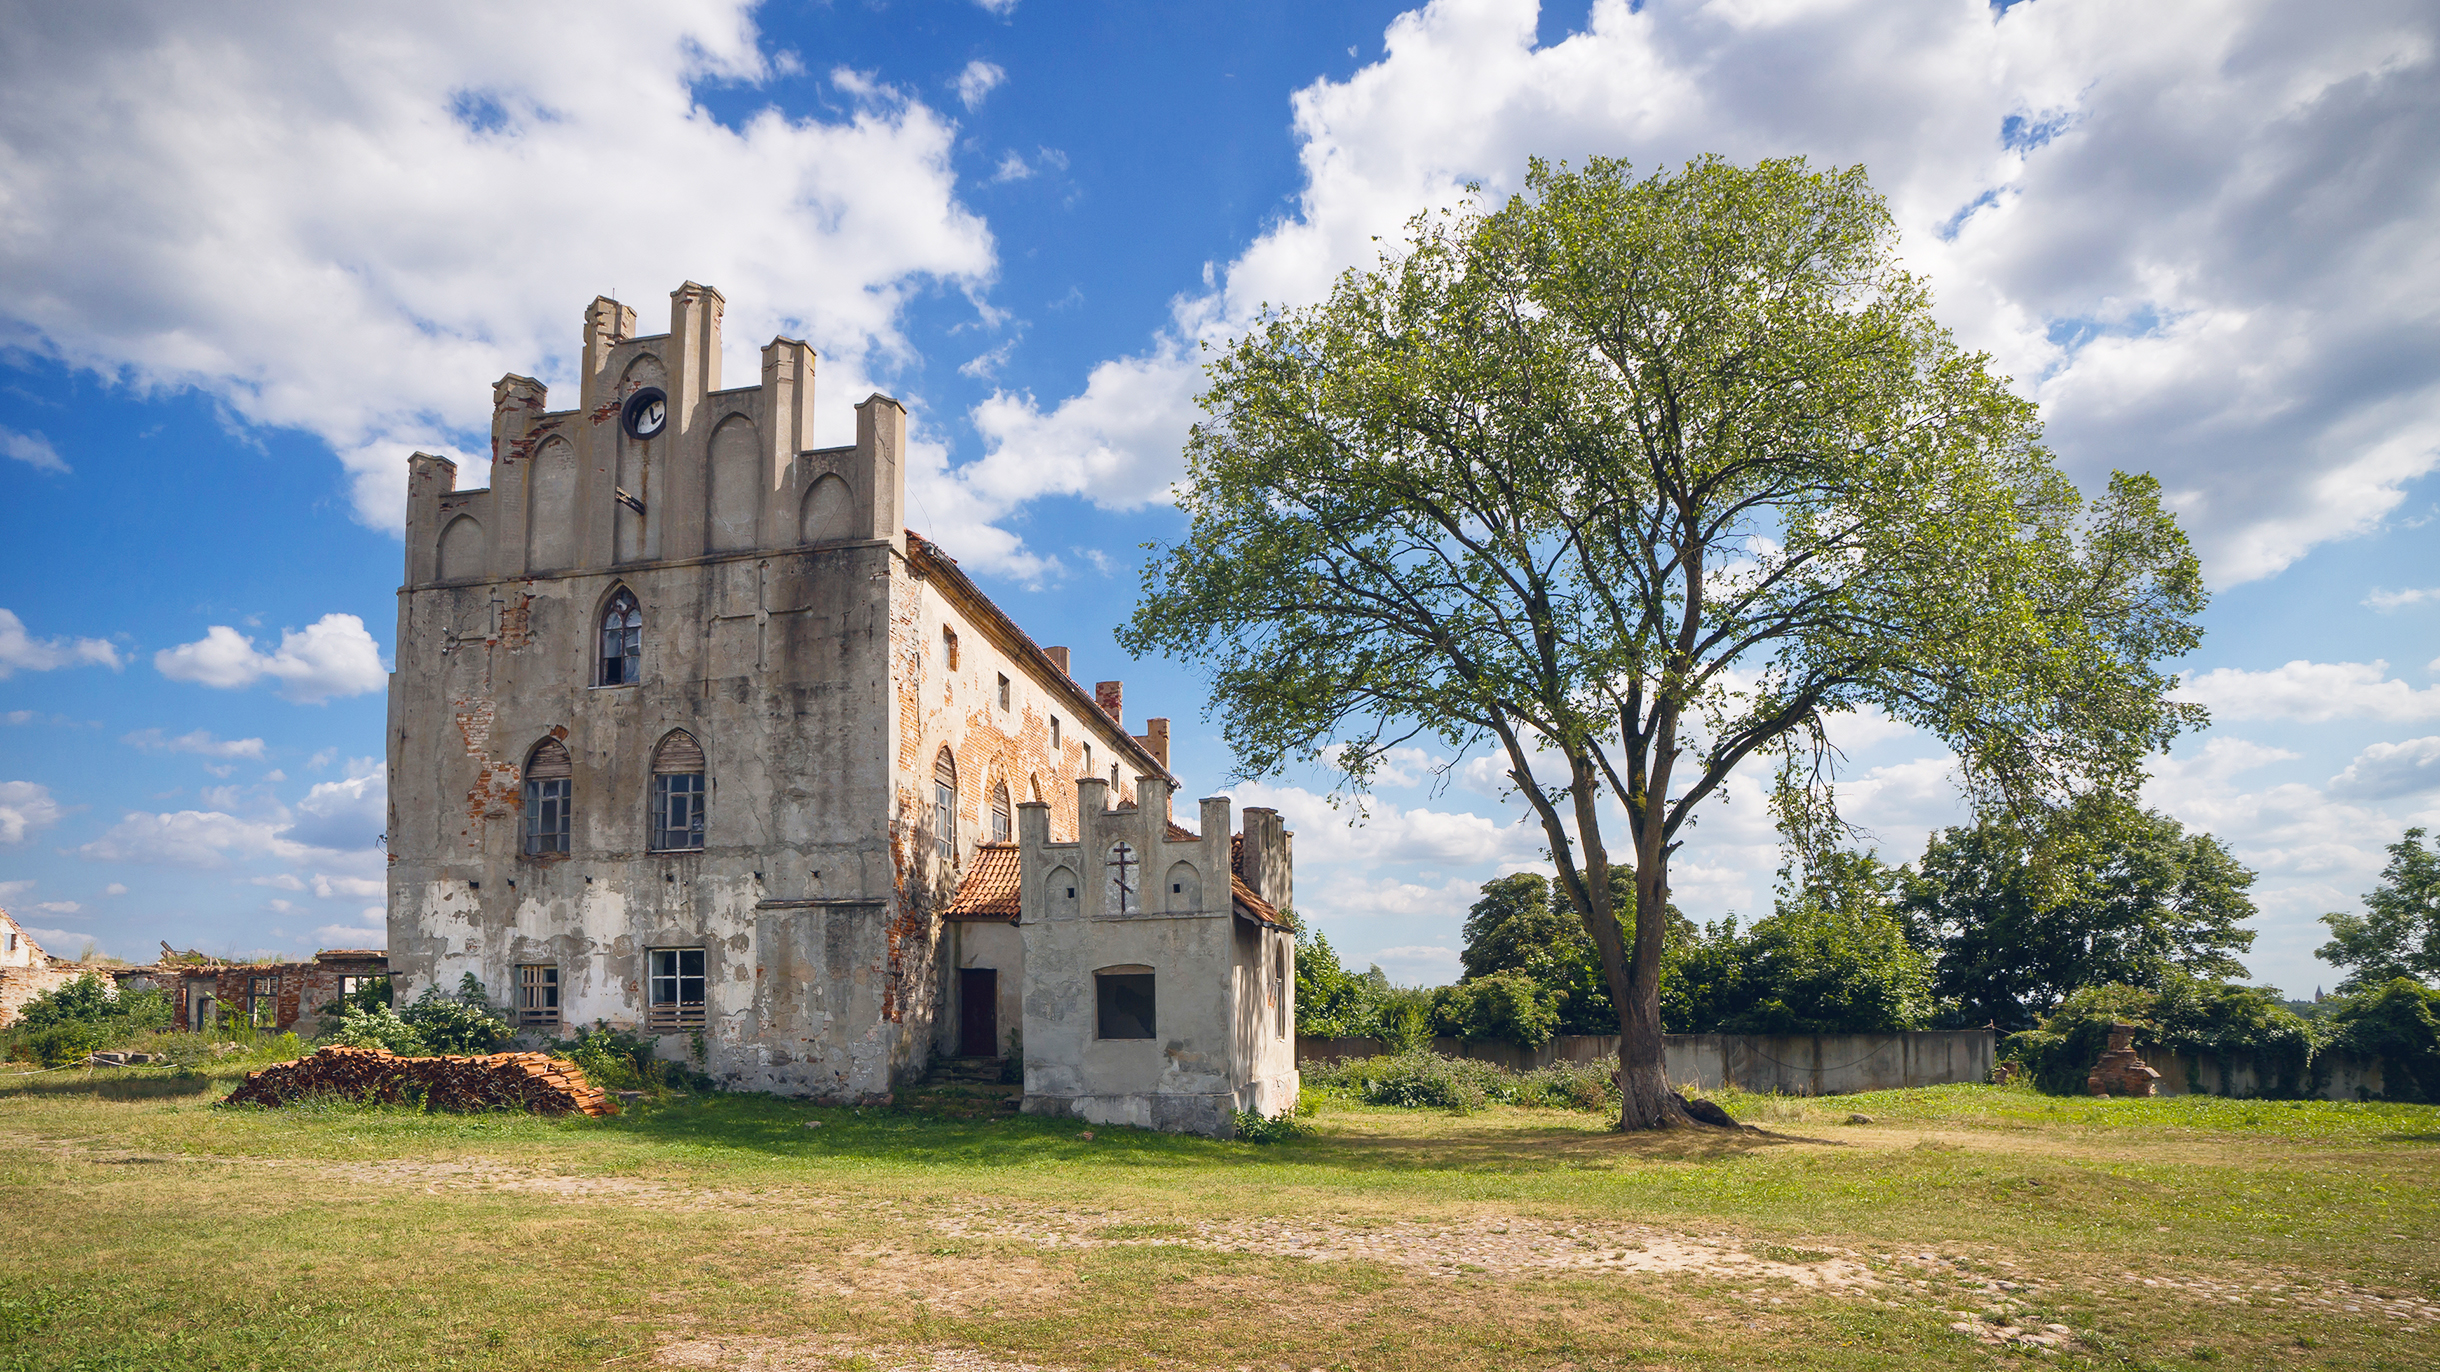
2318, 827, 2440, 991
1121, 156, 2205, 1127
1903, 792, 2257, 1029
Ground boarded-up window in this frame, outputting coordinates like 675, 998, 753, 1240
650, 730, 706, 851
990, 781, 1012, 843
647, 948, 706, 1032
599, 588, 642, 686
524, 739, 572, 855
1095, 969, 1155, 1039
933, 748, 957, 859
517, 965, 560, 1028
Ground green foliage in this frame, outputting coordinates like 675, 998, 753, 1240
1304, 1049, 1617, 1114
1292, 926, 1382, 1038
326, 1003, 428, 1055
1430, 970, 1562, 1047
2002, 977, 2317, 1097
1230, 1108, 1312, 1144
2318, 828, 2440, 992
1906, 793, 2259, 1029
2324, 979, 2440, 1103
0, 974, 174, 1066
551, 1022, 709, 1094
398, 974, 513, 1055
1120, 154, 2206, 1120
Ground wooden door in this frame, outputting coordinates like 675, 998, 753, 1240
958, 968, 998, 1058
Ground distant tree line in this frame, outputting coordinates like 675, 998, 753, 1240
1293, 811, 2440, 1101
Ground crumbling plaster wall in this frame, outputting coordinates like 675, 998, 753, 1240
1019, 780, 1256, 1136
391, 283, 1161, 1102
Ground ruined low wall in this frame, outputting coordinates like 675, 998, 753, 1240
1299, 1030, 1997, 1096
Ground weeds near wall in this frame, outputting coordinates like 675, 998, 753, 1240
1303, 1050, 1616, 1114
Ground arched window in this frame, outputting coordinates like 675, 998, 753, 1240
990, 779, 1012, 843
649, 730, 706, 851
933, 747, 957, 859
598, 588, 642, 686
522, 738, 572, 855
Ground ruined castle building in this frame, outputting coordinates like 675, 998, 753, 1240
389, 284, 1297, 1128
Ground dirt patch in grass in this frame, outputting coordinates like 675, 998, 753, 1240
656, 1336, 1050, 1370
815, 1246, 1078, 1316
935, 1201, 1885, 1288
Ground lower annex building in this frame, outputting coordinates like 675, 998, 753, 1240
386, 283, 1297, 1136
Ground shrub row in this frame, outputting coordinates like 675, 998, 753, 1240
1302, 1048, 1615, 1114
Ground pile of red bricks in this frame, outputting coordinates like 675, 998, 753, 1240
223, 1045, 619, 1116
2085, 1023, 2163, 1097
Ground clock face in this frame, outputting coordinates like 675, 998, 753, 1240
622, 387, 669, 439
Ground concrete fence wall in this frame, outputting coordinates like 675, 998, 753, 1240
1298, 1030, 1997, 1096
2151, 1049, 2388, 1101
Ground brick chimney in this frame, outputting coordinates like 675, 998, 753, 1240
1045, 646, 1070, 676
1133, 717, 1170, 769
1096, 680, 1122, 724
1239, 806, 1292, 913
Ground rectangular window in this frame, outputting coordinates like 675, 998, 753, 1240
647, 948, 706, 1032
996, 673, 1010, 711
650, 772, 706, 851
1050, 716, 1060, 749
517, 964, 561, 1028
1095, 971, 1155, 1040
1083, 742, 1092, 777
942, 626, 959, 671
523, 778, 571, 855
249, 975, 279, 1029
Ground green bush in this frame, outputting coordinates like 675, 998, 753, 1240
549, 1023, 712, 1094
2003, 977, 2319, 1097
1232, 1108, 1312, 1143
2324, 979, 2440, 1103
1431, 971, 1562, 1048
1304, 1049, 1617, 1114
1, 974, 174, 1066
398, 974, 513, 1054
327, 1003, 428, 1055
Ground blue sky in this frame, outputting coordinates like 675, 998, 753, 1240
1, 0, 2435, 998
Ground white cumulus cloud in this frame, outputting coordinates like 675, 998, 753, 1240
2327, 737, 2440, 800
0, 608, 121, 678
154, 613, 386, 704
0, 781, 65, 844
2174, 660, 2440, 723
2366, 587, 2440, 611
0, 2, 996, 527
952, 0, 2440, 584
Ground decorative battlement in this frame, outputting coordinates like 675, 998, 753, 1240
404, 282, 905, 587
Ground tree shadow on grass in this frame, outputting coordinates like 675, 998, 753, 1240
590, 1094, 1811, 1177
0, 1073, 219, 1103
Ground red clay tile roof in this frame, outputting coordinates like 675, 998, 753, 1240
943, 842, 1022, 920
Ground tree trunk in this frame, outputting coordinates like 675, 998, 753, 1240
1614, 848, 1696, 1129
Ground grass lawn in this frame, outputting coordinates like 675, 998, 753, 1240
1, 1061, 2434, 1372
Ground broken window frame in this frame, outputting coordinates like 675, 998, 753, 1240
648, 731, 708, 852
933, 748, 957, 861
598, 588, 643, 687
646, 947, 706, 1032
249, 975, 280, 1029
517, 964, 561, 1029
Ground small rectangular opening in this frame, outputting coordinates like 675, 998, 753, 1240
996, 673, 1010, 710
517, 964, 561, 1029
1095, 972, 1155, 1040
